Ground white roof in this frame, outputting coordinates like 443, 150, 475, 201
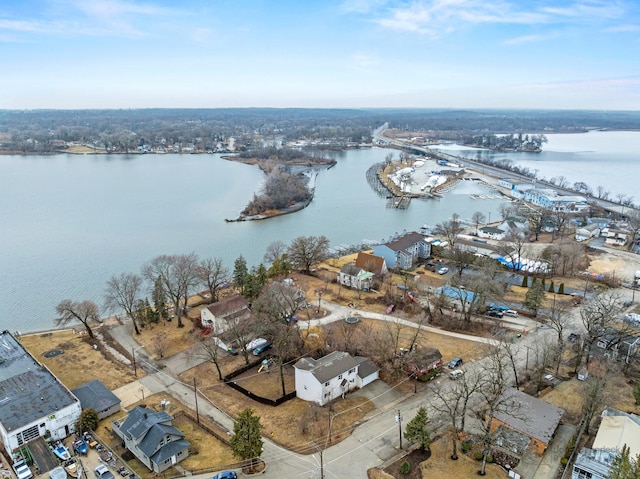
593, 415, 640, 456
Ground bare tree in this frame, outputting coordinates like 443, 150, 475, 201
431, 367, 483, 460
263, 240, 288, 265
143, 253, 199, 328
475, 346, 519, 476
580, 290, 625, 366
196, 257, 230, 303
197, 336, 225, 380
253, 283, 305, 395
151, 332, 168, 359
226, 315, 256, 365
498, 228, 529, 272
471, 211, 486, 235
104, 272, 143, 335
287, 235, 330, 274
581, 376, 607, 435
436, 213, 464, 251
55, 299, 100, 338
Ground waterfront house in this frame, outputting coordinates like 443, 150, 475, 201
294, 352, 379, 406
111, 406, 190, 473
200, 295, 251, 334
0, 331, 82, 457
490, 388, 563, 456
572, 408, 640, 479
575, 223, 601, 242
355, 252, 388, 277
603, 228, 630, 247
337, 264, 374, 291
373, 231, 431, 270
478, 226, 506, 240
71, 379, 121, 420
523, 188, 588, 212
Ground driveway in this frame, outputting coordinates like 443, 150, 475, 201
515, 423, 575, 479
351, 379, 405, 409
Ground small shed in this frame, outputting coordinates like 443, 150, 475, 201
72, 379, 121, 420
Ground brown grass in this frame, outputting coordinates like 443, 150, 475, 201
19, 329, 137, 390
96, 392, 235, 478
419, 438, 504, 479
179, 359, 375, 452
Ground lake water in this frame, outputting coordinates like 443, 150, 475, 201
432, 130, 640, 200
0, 148, 508, 333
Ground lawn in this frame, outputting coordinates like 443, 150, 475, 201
179, 359, 376, 451
19, 329, 137, 390
95, 392, 236, 478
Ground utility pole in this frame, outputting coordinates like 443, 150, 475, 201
396, 410, 403, 450
194, 378, 200, 424
132, 347, 137, 377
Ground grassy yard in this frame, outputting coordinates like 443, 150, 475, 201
19, 328, 137, 390
95, 392, 236, 478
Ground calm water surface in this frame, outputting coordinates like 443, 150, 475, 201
0, 148, 507, 332
433, 130, 640, 200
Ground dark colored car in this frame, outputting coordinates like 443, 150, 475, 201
486, 310, 504, 318
448, 357, 463, 368
252, 341, 272, 356
212, 472, 237, 479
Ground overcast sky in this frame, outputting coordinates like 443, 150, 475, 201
1, 0, 639, 110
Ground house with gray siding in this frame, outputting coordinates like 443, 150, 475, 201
373, 231, 431, 270
112, 406, 190, 473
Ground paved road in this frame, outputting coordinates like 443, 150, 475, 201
105, 296, 589, 479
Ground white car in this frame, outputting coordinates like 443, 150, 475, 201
13, 461, 33, 479
436, 267, 449, 275
449, 369, 464, 380
94, 465, 114, 479
504, 310, 519, 317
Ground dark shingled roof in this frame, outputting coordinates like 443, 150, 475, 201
493, 388, 563, 444
0, 331, 79, 432
384, 232, 427, 252
118, 406, 189, 459
295, 352, 378, 383
72, 379, 120, 414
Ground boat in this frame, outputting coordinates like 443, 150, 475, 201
49, 466, 67, 479
72, 438, 88, 455
63, 458, 81, 478
52, 442, 71, 461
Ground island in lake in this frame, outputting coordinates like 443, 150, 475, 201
223, 147, 336, 222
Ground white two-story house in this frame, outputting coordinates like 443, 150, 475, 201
294, 352, 379, 406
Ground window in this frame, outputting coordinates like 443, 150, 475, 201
348, 368, 355, 374
324, 393, 330, 398
338, 374, 342, 380
325, 382, 330, 387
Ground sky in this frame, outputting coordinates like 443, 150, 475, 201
1, 0, 639, 110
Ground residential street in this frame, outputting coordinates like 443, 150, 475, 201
105, 296, 584, 479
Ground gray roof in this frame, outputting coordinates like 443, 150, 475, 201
355, 357, 380, 378
0, 331, 79, 432
295, 351, 378, 383
72, 379, 120, 413
493, 388, 563, 444
384, 232, 427, 252
119, 406, 188, 459
150, 439, 190, 464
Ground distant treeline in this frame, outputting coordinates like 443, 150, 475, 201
237, 147, 314, 161
2, 108, 640, 154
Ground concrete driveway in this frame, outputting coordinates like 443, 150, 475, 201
515, 423, 576, 479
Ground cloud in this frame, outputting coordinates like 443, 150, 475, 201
503, 33, 554, 45
369, 0, 632, 35
341, 0, 390, 14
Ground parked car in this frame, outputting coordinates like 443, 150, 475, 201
504, 310, 519, 317
449, 369, 464, 380
386, 304, 395, 314
252, 340, 272, 356
13, 460, 33, 479
436, 267, 449, 275
212, 472, 237, 479
94, 465, 114, 479
486, 310, 504, 318
567, 332, 581, 342
448, 357, 463, 368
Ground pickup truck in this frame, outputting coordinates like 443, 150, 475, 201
13, 460, 33, 479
